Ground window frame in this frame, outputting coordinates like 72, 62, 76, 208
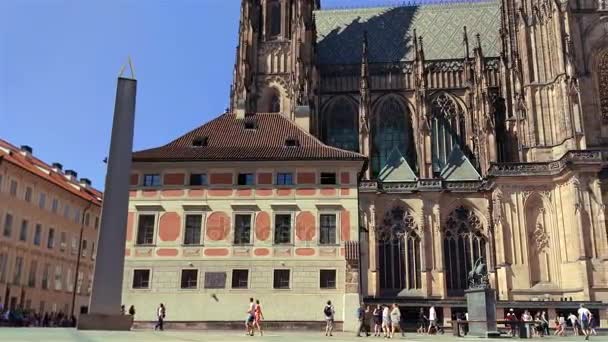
38, 193, 46, 210
237, 173, 255, 186
19, 219, 28, 242
2, 213, 13, 238
320, 172, 337, 185
33, 224, 42, 246
142, 174, 162, 187
273, 269, 291, 290
183, 212, 205, 246
135, 212, 158, 246
231, 269, 250, 289
233, 212, 253, 245
318, 212, 339, 246
320, 269, 337, 289
24, 186, 32, 203
47, 227, 55, 249
9, 179, 18, 197
180, 269, 199, 290
276, 172, 294, 186
132, 269, 151, 289
273, 212, 293, 245
189, 173, 208, 187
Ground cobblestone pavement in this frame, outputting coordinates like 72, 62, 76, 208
0, 329, 604, 342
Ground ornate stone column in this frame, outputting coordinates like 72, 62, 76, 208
367, 202, 378, 297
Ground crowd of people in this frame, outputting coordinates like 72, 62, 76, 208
504, 305, 599, 340
0, 305, 76, 328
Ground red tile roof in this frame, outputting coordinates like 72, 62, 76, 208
0, 139, 102, 205
133, 113, 366, 163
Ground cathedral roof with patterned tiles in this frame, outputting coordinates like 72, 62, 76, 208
315, 0, 501, 64
132, 113, 366, 162
0, 139, 102, 205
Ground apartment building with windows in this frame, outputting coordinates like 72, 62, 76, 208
0, 139, 102, 316
122, 113, 365, 330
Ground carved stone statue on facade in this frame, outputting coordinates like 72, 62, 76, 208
468, 257, 490, 289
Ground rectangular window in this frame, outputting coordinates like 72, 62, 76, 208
63, 204, 70, 219
237, 173, 255, 186
273, 269, 290, 289
74, 209, 81, 224
19, 219, 28, 242
28, 260, 37, 288
77, 272, 83, 293
47, 228, 55, 249
9, 180, 17, 197
3, 213, 13, 238
180, 269, 198, 289
54, 265, 62, 291
320, 270, 337, 289
0, 253, 7, 283
136, 215, 155, 245
189, 173, 207, 186
24, 187, 32, 202
84, 213, 90, 227
38, 193, 46, 209
274, 214, 292, 244
276, 172, 294, 185
184, 214, 202, 245
91, 241, 95, 259
82, 239, 88, 257
320, 172, 337, 185
33, 224, 42, 246
60, 232, 67, 251
234, 214, 252, 245
51, 198, 59, 214
71, 236, 78, 254
132, 269, 150, 289
142, 174, 161, 187
319, 214, 337, 245
203, 272, 226, 289
231, 269, 249, 289
94, 216, 99, 230
41, 264, 50, 290
13, 256, 23, 285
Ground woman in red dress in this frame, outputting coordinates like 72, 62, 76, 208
254, 299, 264, 336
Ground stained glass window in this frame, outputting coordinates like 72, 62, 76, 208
430, 93, 465, 173
323, 98, 359, 152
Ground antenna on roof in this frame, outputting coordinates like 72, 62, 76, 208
118, 56, 136, 79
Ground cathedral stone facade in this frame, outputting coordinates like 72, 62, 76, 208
231, 0, 608, 325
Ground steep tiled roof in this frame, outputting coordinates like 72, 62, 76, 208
133, 113, 366, 162
315, 1, 501, 64
0, 139, 103, 205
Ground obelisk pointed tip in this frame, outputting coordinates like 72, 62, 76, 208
118, 57, 136, 80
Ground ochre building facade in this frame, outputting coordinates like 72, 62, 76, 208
229, 0, 608, 326
0, 139, 102, 317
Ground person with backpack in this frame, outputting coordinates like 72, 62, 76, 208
356, 304, 370, 337
323, 300, 335, 337
154, 303, 165, 331
578, 304, 592, 340
128, 305, 136, 316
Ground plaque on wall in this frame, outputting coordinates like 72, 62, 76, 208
204, 272, 227, 289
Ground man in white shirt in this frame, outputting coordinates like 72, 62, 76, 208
381, 305, 390, 337
567, 313, 579, 336
154, 303, 165, 331
427, 306, 437, 334
577, 304, 592, 340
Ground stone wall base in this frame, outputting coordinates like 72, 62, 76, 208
77, 314, 134, 331
132, 320, 344, 332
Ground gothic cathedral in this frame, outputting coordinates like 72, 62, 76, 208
231, 0, 608, 320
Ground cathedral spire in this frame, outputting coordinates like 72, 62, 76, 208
463, 26, 470, 60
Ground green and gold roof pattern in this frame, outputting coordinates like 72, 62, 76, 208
315, 1, 501, 64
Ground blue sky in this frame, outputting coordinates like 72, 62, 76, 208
1, 0, 401, 189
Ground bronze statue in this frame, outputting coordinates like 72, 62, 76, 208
468, 257, 489, 288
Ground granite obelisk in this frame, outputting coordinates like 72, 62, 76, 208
78, 64, 136, 330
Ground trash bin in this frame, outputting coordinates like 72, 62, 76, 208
518, 322, 528, 339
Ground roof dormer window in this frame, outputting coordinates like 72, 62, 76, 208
192, 137, 208, 147
285, 138, 299, 147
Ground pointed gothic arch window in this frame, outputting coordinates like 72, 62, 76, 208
443, 206, 486, 296
430, 93, 465, 174
322, 98, 359, 152
377, 206, 421, 292
598, 50, 608, 120
372, 97, 416, 177
268, 0, 282, 38
270, 93, 281, 113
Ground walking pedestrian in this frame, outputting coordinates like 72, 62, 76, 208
128, 305, 136, 316
356, 304, 370, 337
589, 313, 598, 336
389, 304, 401, 338
427, 306, 442, 334
323, 300, 335, 337
381, 305, 390, 338
416, 308, 427, 334
540, 311, 549, 336
568, 312, 579, 336
578, 304, 591, 340
154, 303, 165, 331
246, 298, 255, 336
253, 299, 264, 336
372, 305, 382, 336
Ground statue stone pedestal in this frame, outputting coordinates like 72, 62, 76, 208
465, 287, 500, 338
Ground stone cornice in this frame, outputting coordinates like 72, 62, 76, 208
488, 150, 606, 177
